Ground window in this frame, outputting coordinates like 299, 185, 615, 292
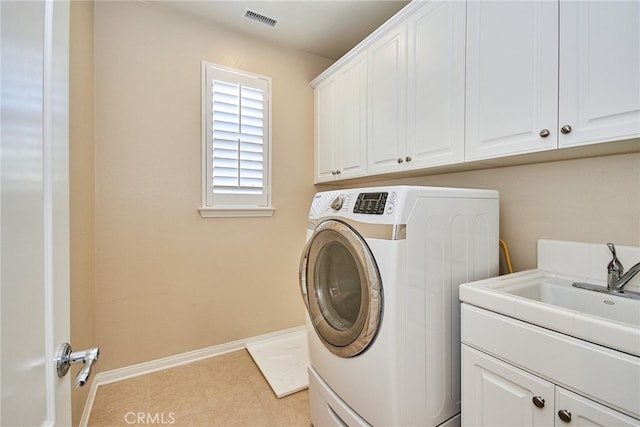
200, 62, 273, 217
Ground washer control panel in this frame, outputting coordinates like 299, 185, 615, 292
353, 192, 389, 215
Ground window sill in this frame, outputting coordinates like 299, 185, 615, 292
198, 206, 275, 218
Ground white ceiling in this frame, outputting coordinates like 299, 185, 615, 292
147, 0, 411, 60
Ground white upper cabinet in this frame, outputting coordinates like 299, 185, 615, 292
314, 52, 367, 183
465, 1, 559, 161
314, 76, 338, 182
466, 0, 640, 161
367, 22, 408, 174
368, 0, 466, 174
337, 53, 368, 179
406, 0, 466, 168
558, 0, 640, 148
312, 0, 640, 181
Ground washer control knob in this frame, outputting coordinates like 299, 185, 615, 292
331, 196, 344, 211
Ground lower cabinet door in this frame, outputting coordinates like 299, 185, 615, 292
555, 387, 639, 427
462, 345, 554, 427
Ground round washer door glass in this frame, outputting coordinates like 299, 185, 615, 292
303, 220, 382, 357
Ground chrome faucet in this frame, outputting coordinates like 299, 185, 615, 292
607, 242, 624, 291
572, 242, 640, 300
607, 242, 640, 292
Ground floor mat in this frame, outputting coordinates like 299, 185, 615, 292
246, 329, 309, 398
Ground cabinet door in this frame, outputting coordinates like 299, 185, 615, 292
462, 345, 554, 427
465, 1, 558, 161
555, 387, 640, 427
368, 23, 407, 174
314, 77, 338, 183
558, 1, 640, 148
407, 0, 465, 169
336, 53, 367, 179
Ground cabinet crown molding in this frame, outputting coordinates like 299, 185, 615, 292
310, 0, 423, 88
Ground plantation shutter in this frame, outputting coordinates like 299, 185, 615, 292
212, 81, 264, 194
204, 65, 270, 207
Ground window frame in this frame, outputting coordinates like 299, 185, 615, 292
199, 61, 274, 218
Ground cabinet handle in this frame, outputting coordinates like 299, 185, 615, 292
558, 410, 572, 422
532, 396, 545, 408
405, 156, 412, 162
397, 158, 404, 164
335, 170, 341, 175
561, 125, 572, 134
539, 129, 550, 138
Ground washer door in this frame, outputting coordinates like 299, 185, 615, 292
299, 220, 383, 358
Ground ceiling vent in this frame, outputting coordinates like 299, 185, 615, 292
244, 9, 278, 28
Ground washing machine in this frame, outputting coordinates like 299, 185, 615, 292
299, 185, 499, 427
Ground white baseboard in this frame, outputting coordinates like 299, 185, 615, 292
79, 325, 305, 427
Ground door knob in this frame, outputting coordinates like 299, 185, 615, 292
560, 125, 572, 134
539, 129, 550, 138
55, 342, 99, 387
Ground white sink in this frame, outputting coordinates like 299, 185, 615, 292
459, 269, 640, 357
500, 277, 640, 327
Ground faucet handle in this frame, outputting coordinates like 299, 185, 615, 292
607, 243, 624, 287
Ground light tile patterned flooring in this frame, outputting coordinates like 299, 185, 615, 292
88, 350, 311, 426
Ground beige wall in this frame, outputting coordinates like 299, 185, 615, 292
69, 0, 95, 424
93, 1, 332, 372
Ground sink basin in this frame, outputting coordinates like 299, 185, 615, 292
459, 269, 640, 357
500, 277, 640, 327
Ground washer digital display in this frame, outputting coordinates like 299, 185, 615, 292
353, 192, 388, 214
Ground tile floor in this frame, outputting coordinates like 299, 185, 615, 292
88, 350, 311, 426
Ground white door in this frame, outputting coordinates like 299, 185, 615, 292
368, 22, 407, 174
313, 76, 338, 183
1, 0, 72, 425
406, 0, 465, 169
465, 0, 558, 161
336, 52, 367, 180
555, 387, 640, 426
558, 0, 640, 148
462, 345, 554, 427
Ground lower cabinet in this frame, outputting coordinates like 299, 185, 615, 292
462, 345, 639, 426
462, 345, 553, 426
